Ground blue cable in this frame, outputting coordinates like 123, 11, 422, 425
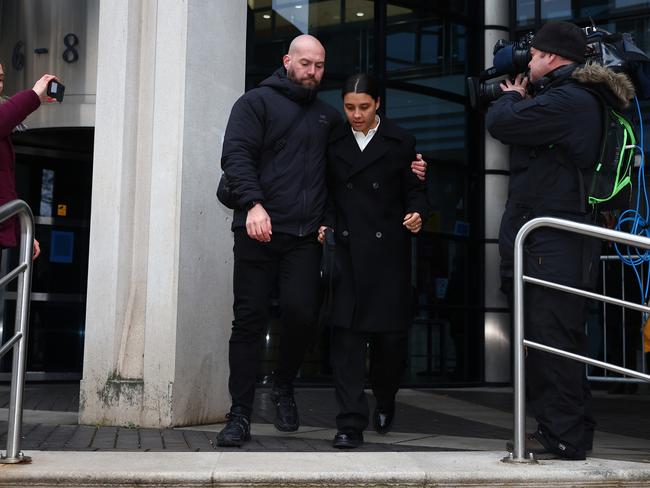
614, 96, 650, 303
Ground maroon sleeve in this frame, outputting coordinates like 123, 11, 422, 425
0, 90, 41, 138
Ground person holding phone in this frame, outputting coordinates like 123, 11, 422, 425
0, 62, 58, 259
319, 73, 428, 449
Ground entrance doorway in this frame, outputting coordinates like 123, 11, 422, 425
0, 127, 93, 380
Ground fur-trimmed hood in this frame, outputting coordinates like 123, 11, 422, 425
572, 62, 635, 110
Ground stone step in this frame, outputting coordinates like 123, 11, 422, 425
0, 451, 648, 487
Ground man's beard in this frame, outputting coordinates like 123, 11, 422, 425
287, 67, 319, 89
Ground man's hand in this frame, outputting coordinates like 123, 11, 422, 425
500, 73, 528, 98
33, 239, 40, 260
246, 203, 272, 242
403, 212, 422, 234
411, 153, 427, 181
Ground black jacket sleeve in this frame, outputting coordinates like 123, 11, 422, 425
221, 94, 266, 208
486, 89, 582, 148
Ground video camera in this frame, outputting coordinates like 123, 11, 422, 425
467, 25, 650, 110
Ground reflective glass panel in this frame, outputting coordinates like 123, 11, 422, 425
387, 18, 466, 94
517, 0, 535, 25
541, 0, 572, 20
387, 0, 467, 16
385, 89, 466, 163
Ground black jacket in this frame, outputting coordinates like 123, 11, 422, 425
221, 68, 341, 236
325, 118, 428, 332
486, 63, 635, 289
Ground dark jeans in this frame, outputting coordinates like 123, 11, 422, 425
525, 286, 596, 455
330, 326, 407, 433
228, 230, 322, 416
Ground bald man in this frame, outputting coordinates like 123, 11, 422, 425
218, 35, 426, 447
218, 34, 340, 447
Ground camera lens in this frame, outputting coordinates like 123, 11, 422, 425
481, 79, 504, 103
511, 48, 532, 73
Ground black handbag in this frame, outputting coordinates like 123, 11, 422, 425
216, 173, 237, 209
320, 228, 338, 284
217, 106, 305, 210
311, 228, 338, 351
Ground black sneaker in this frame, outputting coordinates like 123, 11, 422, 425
332, 430, 364, 449
506, 431, 586, 460
272, 384, 299, 432
216, 411, 251, 447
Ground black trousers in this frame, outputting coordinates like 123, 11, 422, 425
525, 285, 596, 456
228, 230, 322, 415
330, 326, 407, 433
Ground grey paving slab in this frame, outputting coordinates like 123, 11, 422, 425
181, 430, 212, 451
0, 408, 79, 425
62, 425, 96, 450
139, 429, 164, 451
91, 426, 118, 449
37, 424, 77, 450
115, 428, 139, 449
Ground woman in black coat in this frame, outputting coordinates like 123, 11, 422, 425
319, 73, 428, 449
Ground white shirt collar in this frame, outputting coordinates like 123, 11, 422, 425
351, 115, 380, 152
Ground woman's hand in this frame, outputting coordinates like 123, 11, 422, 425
403, 212, 422, 234
317, 225, 331, 244
32, 74, 58, 103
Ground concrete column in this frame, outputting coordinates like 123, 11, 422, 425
79, 0, 246, 428
483, 0, 512, 383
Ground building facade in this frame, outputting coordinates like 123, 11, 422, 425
0, 0, 649, 427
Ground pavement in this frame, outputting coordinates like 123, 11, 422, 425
0, 382, 648, 486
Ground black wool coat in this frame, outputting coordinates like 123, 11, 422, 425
325, 117, 428, 332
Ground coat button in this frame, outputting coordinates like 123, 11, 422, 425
372, 182, 380, 189
346, 182, 353, 190
375, 232, 382, 239
342, 230, 349, 237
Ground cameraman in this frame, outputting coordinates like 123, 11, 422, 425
486, 22, 635, 460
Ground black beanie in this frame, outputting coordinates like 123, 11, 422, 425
531, 21, 586, 63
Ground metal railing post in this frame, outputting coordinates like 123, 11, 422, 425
508, 216, 530, 463
0, 200, 34, 464
503, 217, 650, 464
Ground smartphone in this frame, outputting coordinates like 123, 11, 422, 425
46, 80, 65, 103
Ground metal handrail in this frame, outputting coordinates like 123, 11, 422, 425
0, 200, 34, 464
506, 217, 650, 463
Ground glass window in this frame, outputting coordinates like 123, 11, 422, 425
541, 0, 572, 20
387, 0, 467, 16
517, 0, 535, 26
408, 237, 478, 382
523, 0, 650, 23
385, 89, 466, 163
386, 19, 466, 96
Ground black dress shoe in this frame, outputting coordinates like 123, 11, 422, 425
216, 410, 251, 447
272, 383, 299, 432
373, 406, 395, 435
332, 431, 364, 449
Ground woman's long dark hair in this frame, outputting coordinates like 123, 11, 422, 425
341, 73, 380, 101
